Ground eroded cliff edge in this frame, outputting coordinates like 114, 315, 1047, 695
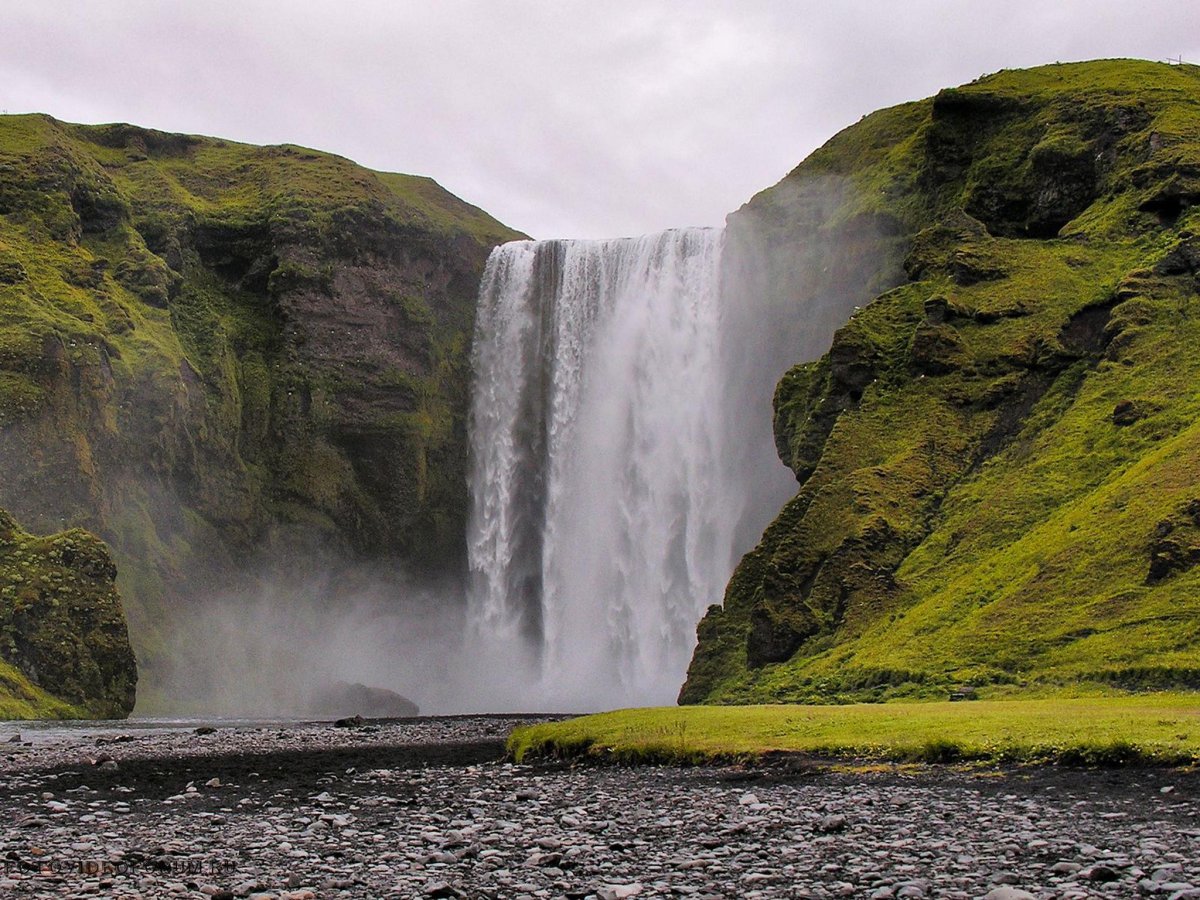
683, 60, 1200, 703
0, 115, 523, 698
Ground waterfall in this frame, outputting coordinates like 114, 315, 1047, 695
466, 227, 789, 709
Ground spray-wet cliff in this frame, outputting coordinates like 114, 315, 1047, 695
0, 114, 522, 704
0, 508, 136, 718
683, 60, 1200, 703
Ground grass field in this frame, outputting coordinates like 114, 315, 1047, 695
509, 694, 1200, 766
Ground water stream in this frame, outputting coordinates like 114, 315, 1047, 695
467, 228, 786, 708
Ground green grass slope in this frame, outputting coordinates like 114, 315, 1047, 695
0, 114, 523, 692
683, 60, 1200, 704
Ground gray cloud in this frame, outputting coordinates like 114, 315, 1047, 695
1, 0, 1197, 238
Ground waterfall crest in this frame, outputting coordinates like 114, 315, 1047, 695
467, 227, 780, 708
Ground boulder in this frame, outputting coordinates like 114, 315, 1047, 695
0, 510, 137, 717
310, 681, 419, 719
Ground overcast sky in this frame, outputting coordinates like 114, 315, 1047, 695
2, 1, 1198, 239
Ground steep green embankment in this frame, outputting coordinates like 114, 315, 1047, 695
0, 507, 136, 718
0, 114, 522, 698
683, 60, 1200, 704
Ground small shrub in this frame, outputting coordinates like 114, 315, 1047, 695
1058, 740, 1146, 767
912, 737, 964, 763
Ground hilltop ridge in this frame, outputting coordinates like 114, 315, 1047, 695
683, 59, 1200, 703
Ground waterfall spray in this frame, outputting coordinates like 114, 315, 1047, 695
467, 228, 758, 708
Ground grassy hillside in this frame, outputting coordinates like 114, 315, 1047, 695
0, 114, 522, 697
683, 60, 1200, 704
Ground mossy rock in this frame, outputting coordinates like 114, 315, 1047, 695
0, 508, 136, 718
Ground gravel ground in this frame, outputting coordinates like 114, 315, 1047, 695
1, 716, 1198, 899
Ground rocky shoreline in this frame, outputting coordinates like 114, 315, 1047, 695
1, 716, 1198, 899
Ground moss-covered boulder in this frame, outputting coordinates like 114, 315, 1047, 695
683, 60, 1200, 704
0, 508, 136, 718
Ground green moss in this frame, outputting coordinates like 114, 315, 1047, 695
685, 60, 1200, 705
0, 508, 137, 718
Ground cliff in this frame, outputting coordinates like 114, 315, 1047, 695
683, 60, 1200, 703
0, 508, 136, 718
0, 114, 522, 696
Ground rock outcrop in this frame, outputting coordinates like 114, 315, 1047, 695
0, 507, 136, 717
683, 60, 1200, 703
309, 680, 419, 719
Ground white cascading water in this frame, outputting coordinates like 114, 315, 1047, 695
467, 227, 762, 709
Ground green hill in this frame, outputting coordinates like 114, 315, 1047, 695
683, 60, 1200, 704
0, 114, 522, 701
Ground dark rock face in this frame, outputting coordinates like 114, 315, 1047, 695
909, 324, 967, 375
0, 115, 522, 686
746, 604, 818, 669
1147, 501, 1200, 584
0, 508, 137, 717
309, 681, 419, 719
1112, 399, 1149, 426
924, 85, 1140, 239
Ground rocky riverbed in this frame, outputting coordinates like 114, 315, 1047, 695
0, 716, 1198, 899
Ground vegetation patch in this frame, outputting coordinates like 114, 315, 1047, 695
509, 694, 1200, 767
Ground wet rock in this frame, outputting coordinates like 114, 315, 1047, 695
598, 884, 644, 900
1082, 863, 1121, 882
981, 888, 1037, 900
815, 814, 849, 834
309, 681, 419, 719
